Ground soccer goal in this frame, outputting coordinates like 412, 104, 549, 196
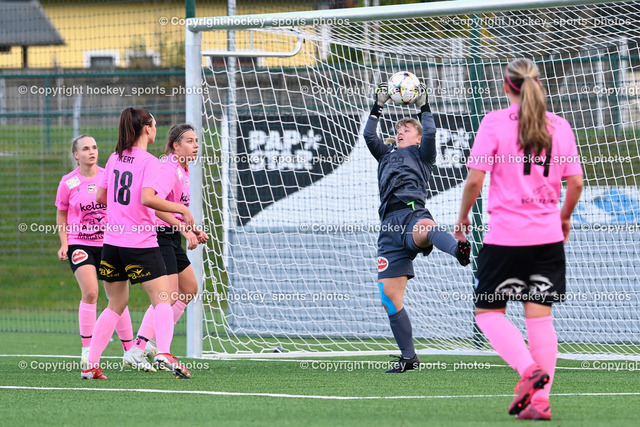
185, 0, 640, 359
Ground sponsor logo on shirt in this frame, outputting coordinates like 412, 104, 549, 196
99, 261, 118, 278
71, 249, 88, 265
125, 264, 151, 280
87, 184, 96, 193
377, 256, 389, 272
80, 201, 107, 212
65, 176, 81, 189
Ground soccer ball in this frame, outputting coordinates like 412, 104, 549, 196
387, 71, 421, 105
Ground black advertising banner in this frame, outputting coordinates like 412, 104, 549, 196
235, 113, 473, 225
235, 114, 360, 225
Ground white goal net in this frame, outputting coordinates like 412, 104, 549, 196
186, 0, 640, 358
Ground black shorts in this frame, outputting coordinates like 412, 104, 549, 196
67, 244, 102, 273
157, 227, 190, 275
98, 244, 167, 284
475, 242, 566, 309
377, 207, 434, 280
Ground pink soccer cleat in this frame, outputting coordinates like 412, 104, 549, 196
508, 365, 549, 415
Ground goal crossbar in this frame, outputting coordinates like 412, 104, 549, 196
187, 0, 629, 32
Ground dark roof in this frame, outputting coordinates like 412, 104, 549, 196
0, 1, 64, 46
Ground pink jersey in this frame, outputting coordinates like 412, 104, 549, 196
156, 153, 190, 227
468, 103, 583, 246
99, 146, 169, 248
55, 167, 107, 246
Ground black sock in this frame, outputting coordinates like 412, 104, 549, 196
389, 307, 416, 359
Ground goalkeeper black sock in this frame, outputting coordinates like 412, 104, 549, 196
427, 226, 457, 257
389, 307, 416, 359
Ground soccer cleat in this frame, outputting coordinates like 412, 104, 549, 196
385, 354, 420, 373
154, 353, 191, 379
144, 338, 169, 371
508, 366, 550, 415
456, 240, 471, 266
515, 404, 552, 420
81, 367, 107, 380
81, 346, 90, 366
123, 346, 157, 372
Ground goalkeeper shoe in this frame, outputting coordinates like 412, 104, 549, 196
123, 346, 157, 372
456, 240, 471, 266
154, 353, 191, 379
515, 404, 552, 420
81, 367, 107, 380
508, 365, 550, 415
385, 354, 420, 373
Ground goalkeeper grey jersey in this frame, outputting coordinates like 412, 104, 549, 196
363, 112, 437, 219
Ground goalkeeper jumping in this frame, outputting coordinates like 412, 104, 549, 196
363, 81, 471, 373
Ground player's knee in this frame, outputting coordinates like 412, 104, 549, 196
81, 289, 99, 304
378, 281, 397, 316
413, 219, 436, 237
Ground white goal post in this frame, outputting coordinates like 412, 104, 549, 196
185, 0, 640, 359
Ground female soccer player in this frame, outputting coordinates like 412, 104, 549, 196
81, 108, 194, 380
124, 124, 208, 369
364, 81, 471, 373
55, 135, 134, 363
455, 58, 583, 420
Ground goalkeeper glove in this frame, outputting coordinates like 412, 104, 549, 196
370, 83, 389, 119
415, 84, 431, 117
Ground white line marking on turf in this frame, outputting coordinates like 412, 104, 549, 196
2, 386, 640, 400
0, 355, 633, 371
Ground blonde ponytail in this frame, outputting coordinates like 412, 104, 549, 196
505, 59, 551, 155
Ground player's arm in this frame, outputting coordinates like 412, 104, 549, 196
96, 186, 107, 206
142, 187, 194, 228
416, 84, 436, 165
455, 168, 486, 241
156, 211, 199, 250
56, 209, 69, 261
364, 83, 392, 160
560, 174, 583, 244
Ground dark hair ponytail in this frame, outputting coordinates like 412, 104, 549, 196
116, 107, 153, 158
165, 124, 195, 155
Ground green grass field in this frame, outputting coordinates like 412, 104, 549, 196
1, 331, 639, 426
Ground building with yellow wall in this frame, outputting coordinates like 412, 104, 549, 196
0, 0, 319, 69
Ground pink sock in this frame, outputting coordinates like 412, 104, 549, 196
475, 312, 536, 376
154, 302, 174, 354
87, 308, 120, 367
526, 316, 557, 406
134, 305, 156, 350
78, 302, 96, 347
115, 306, 134, 351
172, 300, 187, 324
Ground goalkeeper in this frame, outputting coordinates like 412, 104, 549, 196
364, 81, 471, 374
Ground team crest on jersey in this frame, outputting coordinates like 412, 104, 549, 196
71, 249, 88, 265
87, 184, 96, 193
177, 168, 183, 180
65, 176, 80, 189
377, 257, 389, 272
